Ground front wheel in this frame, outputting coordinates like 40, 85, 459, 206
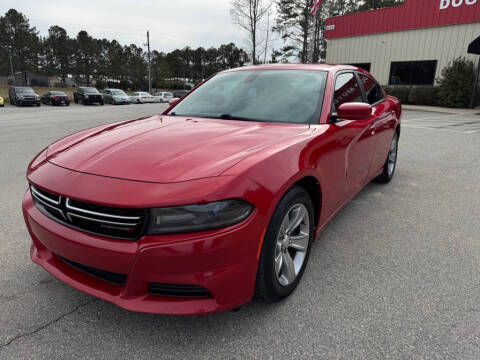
375, 132, 399, 183
255, 186, 314, 302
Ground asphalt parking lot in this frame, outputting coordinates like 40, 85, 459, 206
0, 105, 479, 359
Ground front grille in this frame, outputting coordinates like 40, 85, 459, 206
30, 184, 146, 240
57, 255, 126, 285
148, 283, 212, 298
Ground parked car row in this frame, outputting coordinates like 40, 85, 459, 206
2, 86, 184, 107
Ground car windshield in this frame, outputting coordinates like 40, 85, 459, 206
112, 90, 126, 95
51, 91, 66, 96
83, 88, 99, 94
16, 88, 35, 94
168, 70, 327, 124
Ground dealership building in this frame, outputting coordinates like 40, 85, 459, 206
325, 0, 480, 86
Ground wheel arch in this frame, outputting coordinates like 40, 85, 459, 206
292, 176, 322, 230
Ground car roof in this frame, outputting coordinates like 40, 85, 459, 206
222, 63, 362, 74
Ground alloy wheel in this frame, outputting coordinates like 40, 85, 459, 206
274, 203, 310, 286
388, 134, 398, 176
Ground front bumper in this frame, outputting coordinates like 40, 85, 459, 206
23, 190, 262, 315
17, 99, 40, 106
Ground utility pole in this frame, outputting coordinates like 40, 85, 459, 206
146, 31, 152, 94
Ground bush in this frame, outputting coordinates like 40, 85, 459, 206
437, 57, 475, 108
407, 86, 440, 106
383, 86, 410, 103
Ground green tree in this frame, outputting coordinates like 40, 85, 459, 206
124, 44, 147, 90
438, 57, 475, 108
0, 9, 41, 74
45, 26, 72, 85
274, 0, 312, 63
73, 30, 100, 85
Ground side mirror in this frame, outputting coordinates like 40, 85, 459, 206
336, 102, 372, 121
169, 98, 180, 106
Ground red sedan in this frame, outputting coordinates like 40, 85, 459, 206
22, 64, 401, 315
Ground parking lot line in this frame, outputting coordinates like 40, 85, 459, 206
403, 115, 455, 123
402, 124, 468, 134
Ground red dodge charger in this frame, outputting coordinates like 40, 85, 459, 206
23, 64, 401, 315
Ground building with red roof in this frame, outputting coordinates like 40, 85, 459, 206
325, 0, 480, 86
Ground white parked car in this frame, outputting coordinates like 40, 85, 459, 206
154, 92, 174, 103
130, 92, 155, 104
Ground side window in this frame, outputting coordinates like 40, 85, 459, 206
333, 72, 363, 111
358, 74, 384, 105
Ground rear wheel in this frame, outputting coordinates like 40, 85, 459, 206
255, 186, 314, 302
375, 132, 399, 183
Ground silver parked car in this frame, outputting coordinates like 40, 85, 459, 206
154, 92, 174, 103
103, 89, 131, 105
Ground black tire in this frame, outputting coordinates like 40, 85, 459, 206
100, 101, 105, 105
74, 95, 78, 104
375, 131, 399, 183
37, 102, 41, 107
137, 99, 141, 104
255, 185, 314, 302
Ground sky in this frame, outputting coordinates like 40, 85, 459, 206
5, 0, 254, 53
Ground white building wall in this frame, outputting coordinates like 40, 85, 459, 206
326, 22, 480, 85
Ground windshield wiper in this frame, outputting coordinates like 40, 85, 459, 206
215, 114, 267, 122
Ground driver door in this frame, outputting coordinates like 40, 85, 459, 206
331, 72, 377, 198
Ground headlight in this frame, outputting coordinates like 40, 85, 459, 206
17, 96, 24, 100
84, 95, 89, 98
146, 199, 253, 235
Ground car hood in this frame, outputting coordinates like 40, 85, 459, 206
46, 115, 312, 183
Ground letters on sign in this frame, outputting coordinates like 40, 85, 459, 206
440, 0, 478, 10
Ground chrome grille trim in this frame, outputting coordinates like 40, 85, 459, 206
30, 185, 61, 205
66, 212, 139, 227
65, 199, 140, 220
29, 184, 146, 240
31, 194, 66, 220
